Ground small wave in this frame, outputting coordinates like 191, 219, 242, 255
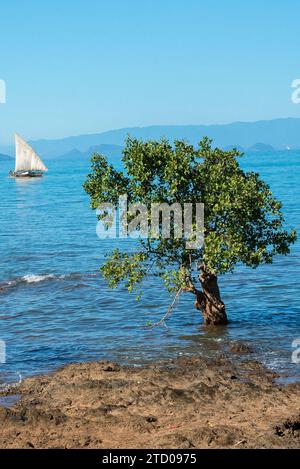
0, 371, 23, 394
0, 273, 78, 292
22, 274, 57, 284
0, 272, 99, 293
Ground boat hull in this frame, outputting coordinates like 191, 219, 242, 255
9, 170, 44, 178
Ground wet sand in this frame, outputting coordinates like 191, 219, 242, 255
0, 352, 299, 449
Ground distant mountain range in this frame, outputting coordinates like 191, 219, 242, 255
1, 117, 300, 159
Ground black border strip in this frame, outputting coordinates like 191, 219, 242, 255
0, 449, 298, 465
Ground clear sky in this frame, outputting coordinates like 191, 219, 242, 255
1, 0, 300, 144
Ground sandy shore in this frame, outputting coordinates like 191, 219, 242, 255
0, 351, 299, 449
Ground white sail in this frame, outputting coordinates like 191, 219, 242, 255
15, 134, 48, 172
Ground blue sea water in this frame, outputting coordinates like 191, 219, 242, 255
0, 151, 299, 385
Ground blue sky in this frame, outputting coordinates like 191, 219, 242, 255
1, 0, 300, 144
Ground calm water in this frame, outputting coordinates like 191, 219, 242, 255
0, 151, 300, 385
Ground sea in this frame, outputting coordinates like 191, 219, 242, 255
0, 150, 299, 386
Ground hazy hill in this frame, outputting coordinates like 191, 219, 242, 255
61, 144, 122, 159
0, 143, 123, 168
55, 144, 123, 168
248, 143, 275, 152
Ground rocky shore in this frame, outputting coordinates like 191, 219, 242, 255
0, 352, 299, 449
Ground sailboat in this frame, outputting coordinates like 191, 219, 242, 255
9, 134, 48, 178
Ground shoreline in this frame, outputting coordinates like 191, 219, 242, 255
0, 351, 300, 449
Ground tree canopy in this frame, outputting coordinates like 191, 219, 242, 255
84, 137, 297, 300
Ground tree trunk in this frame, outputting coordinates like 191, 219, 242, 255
194, 267, 228, 325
